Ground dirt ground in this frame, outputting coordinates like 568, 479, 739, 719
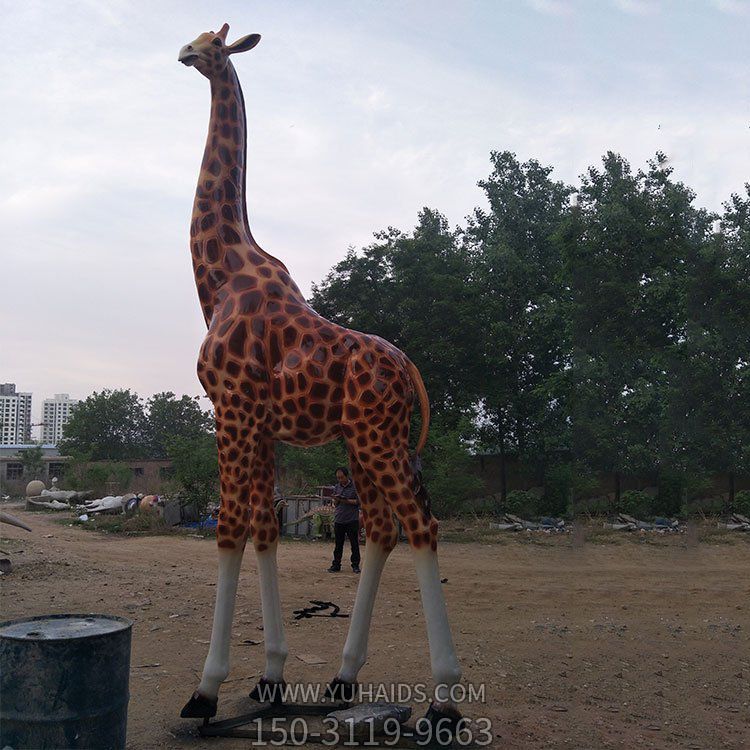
1, 507, 749, 750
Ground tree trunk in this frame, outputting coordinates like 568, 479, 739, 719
614, 472, 622, 510
500, 441, 507, 505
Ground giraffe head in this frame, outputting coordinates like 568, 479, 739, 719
178, 23, 260, 79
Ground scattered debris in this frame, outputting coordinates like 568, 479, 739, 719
718, 514, 750, 532
26, 497, 71, 510
490, 514, 567, 533
293, 600, 349, 620
327, 703, 412, 738
296, 653, 327, 665
603, 514, 681, 533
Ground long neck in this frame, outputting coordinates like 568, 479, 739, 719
190, 61, 289, 324
192, 61, 250, 251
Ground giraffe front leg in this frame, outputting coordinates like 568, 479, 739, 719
181, 426, 255, 719
181, 546, 245, 718
247, 439, 289, 704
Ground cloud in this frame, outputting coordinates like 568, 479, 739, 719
0, 0, 747, 419
526, 0, 575, 14
612, 0, 661, 14
712, 0, 750, 16
712, 0, 750, 15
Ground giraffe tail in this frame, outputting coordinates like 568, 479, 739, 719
405, 358, 430, 456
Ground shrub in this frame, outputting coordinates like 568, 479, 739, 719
420, 418, 484, 516
166, 434, 219, 516
681, 495, 725, 518
733, 490, 750, 516
65, 454, 132, 496
655, 472, 684, 517
568, 495, 611, 517
502, 490, 539, 517
617, 490, 653, 518
121, 513, 171, 533
541, 463, 572, 516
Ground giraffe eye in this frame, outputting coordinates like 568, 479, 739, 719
212, 38, 223, 46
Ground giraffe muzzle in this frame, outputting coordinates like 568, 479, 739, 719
178, 46, 200, 66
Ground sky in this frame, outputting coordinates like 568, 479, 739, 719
1, 0, 748, 433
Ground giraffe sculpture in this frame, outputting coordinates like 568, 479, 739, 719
178, 24, 462, 731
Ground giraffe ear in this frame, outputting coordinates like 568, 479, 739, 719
217, 23, 230, 41
226, 33, 261, 54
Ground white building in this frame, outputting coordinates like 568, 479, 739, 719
0, 383, 32, 446
41, 394, 78, 445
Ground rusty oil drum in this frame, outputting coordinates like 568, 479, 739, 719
0, 614, 132, 749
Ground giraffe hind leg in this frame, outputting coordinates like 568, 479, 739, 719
329, 452, 397, 696
356, 444, 463, 713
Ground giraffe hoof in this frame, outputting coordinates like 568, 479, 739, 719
180, 691, 217, 719
249, 677, 287, 704
419, 703, 464, 747
326, 676, 357, 702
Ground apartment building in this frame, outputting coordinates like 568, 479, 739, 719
41, 393, 79, 445
0, 383, 32, 445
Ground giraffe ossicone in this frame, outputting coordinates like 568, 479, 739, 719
177, 23, 462, 729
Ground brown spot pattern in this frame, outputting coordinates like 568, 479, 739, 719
188, 46, 437, 554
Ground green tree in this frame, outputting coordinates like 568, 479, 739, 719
466, 151, 573, 498
19, 444, 44, 480
311, 234, 403, 348
166, 434, 219, 515
419, 415, 484, 516
558, 153, 709, 501
276, 440, 349, 493
59, 389, 148, 460
311, 209, 481, 417
146, 392, 213, 458
660, 184, 750, 506
64, 450, 132, 496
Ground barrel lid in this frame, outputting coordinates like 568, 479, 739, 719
0, 614, 132, 641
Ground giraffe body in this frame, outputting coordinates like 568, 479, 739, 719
178, 24, 461, 725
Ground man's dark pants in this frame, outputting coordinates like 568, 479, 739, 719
331, 521, 360, 569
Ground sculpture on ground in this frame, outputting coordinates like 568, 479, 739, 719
178, 24, 462, 731
0, 512, 31, 532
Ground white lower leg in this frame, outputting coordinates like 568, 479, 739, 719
198, 547, 244, 699
338, 541, 390, 682
413, 548, 462, 706
256, 546, 288, 682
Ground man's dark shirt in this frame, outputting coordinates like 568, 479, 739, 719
332, 480, 359, 524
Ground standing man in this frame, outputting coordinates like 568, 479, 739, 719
328, 467, 361, 573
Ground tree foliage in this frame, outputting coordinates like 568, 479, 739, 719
57, 153, 749, 515
146, 392, 213, 458
310, 152, 750, 512
166, 434, 219, 514
60, 389, 212, 461
18, 445, 44, 480
276, 439, 348, 493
